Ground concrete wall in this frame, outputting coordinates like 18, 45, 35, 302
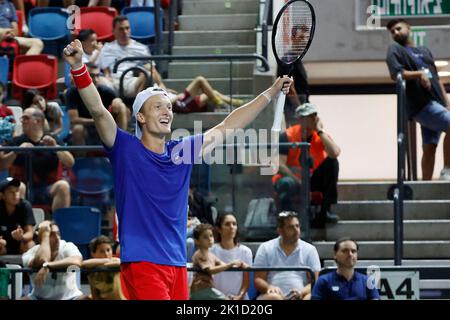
309, 93, 447, 180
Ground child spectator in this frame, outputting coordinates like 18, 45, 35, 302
82, 235, 126, 300
0, 177, 35, 255
190, 223, 243, 300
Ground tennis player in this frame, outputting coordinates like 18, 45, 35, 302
64, 39, 292, 300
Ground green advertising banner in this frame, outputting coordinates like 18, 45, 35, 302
372, 0, 450, 16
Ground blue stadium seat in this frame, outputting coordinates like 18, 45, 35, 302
121, 6, 163, 43
0, 56, 8, 86
28, 7, 70, 56
53, 206, 102, 259
71, 157, 114, 211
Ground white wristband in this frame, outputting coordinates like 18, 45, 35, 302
261, 92, 272, 103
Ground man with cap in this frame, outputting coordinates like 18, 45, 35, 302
63, 39, 292, 300
0, 177, 35, 255
272, 102, 341, 228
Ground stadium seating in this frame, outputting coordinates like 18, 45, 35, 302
12, 54, 58, 100
121, 6, 164, 43
53, 206, 102, 259
28, 7, 70, 56
70, 157, 114, 211
78, 7, 118, 42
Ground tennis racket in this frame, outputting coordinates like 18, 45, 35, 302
271, 0, 316, 133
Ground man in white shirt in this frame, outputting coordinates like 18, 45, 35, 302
254, 211, 321, 300
97, 15, 164, 97
21, 220, 85, 300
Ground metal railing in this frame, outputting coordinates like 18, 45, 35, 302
3, 265, 315, 300
113, 54, 270, 104
394, 72, 407, 265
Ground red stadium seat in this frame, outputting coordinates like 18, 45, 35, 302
12, 54, 58, 100
78, 6, 118, 42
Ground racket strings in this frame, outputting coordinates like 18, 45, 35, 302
274, 1, 313, 64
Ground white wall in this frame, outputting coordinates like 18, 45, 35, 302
309, 94, 446, 180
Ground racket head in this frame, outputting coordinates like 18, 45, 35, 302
271, 0, 316, 67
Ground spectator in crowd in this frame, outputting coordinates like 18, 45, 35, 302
166, 76, 243, 113
312, 237, 380, 300
211, 213, 252, 300
82, 235, 126, 300
386, 19, 450, 180
0, 83, 15, 143
87, 0, 111, 6
10, 0, 27, 34
79, 29, 103, 67
0, 177, 35, 255
21, 220, 85, 300
190, 223, 244, 300
97, 15, 165, 97
0, 108, 73, 212
78, 29, 115, 90
22, 89, 63, 136
277, 25, 311, 127
273, 102, 340, 228
188, 185, 214, 224
0, 0, 43, 55
66, 63, 129, 146
253, 211, 321, 300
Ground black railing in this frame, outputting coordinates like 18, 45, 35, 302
394, 72, 406, 265
3, 265, 315, 300
113, 54, 270, 105
2, 140, 311, 240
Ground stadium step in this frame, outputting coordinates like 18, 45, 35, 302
338, 181, 450, 201
183, 0, 260, 15
174, 30, 256, 46
334, 200, 450, 220
172, 45, 257, 55
178, 14, 258, 31
325, 219, 450, 241
168, 61, 255, 79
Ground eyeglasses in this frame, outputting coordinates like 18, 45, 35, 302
278, 211, 298, 218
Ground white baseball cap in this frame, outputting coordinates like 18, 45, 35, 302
132, 86, 170, 139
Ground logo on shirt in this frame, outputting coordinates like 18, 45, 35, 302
331, 286, 340, 292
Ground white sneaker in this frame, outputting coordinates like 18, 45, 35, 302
439, 167, 450, 181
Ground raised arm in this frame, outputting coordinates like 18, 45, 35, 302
202, 76, 292, 155
63, 40, 117, 148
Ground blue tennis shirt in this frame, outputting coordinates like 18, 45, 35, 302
106, 128, 203, 266
312, 270, 380, 300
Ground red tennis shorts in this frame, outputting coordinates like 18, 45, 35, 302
120, 261, 188, 300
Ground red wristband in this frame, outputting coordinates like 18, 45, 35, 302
70, 64, 92, 89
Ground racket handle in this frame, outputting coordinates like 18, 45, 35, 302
271, 92, 286, 132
